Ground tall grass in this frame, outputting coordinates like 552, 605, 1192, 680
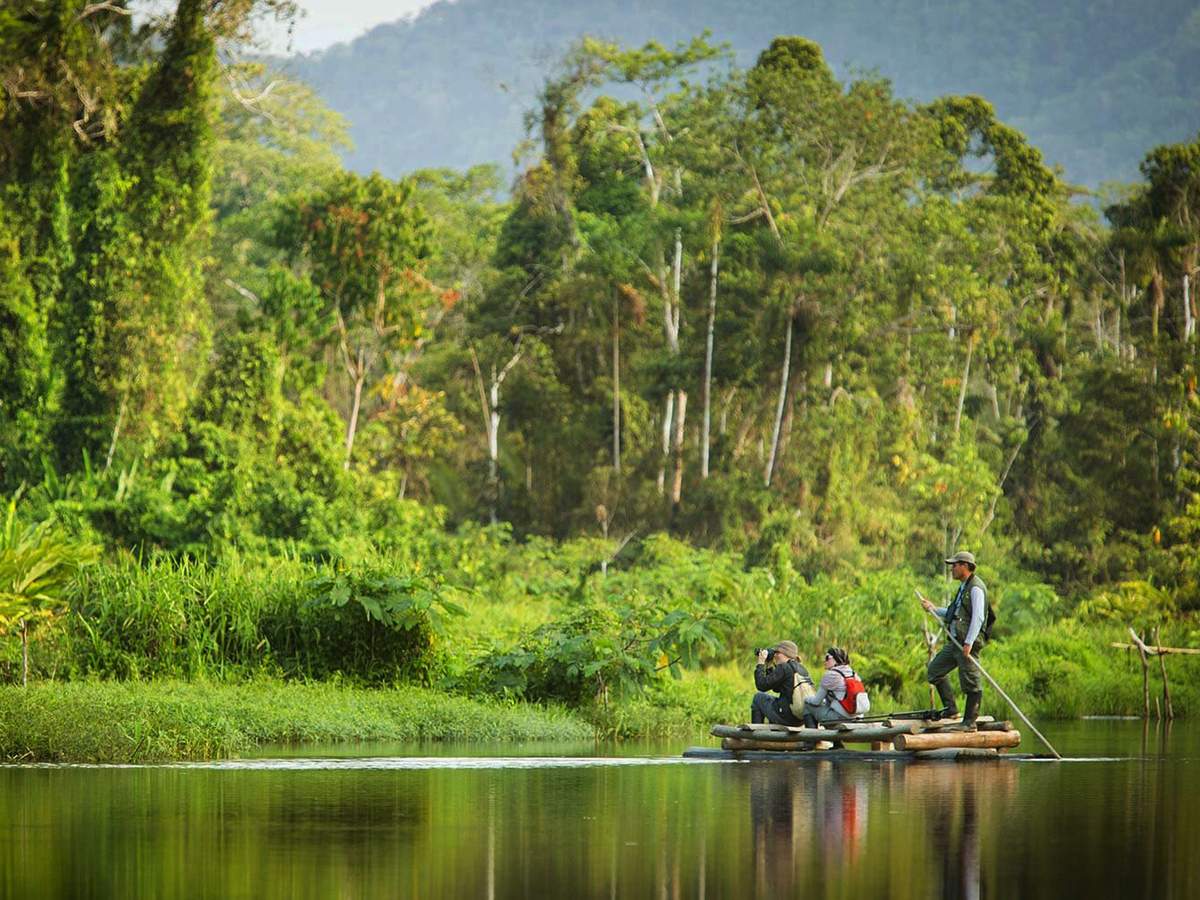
0, 679, 593, 762
53, 554, 441, 683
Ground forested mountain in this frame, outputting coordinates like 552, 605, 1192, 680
282, 0, 1200, 188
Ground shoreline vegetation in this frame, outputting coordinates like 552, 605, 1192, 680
0, 680, 593, 763
2, 9, 1198, 765
2, 520, 1198, 764
0, 545, 1193, 763
2, 606, 1196, 763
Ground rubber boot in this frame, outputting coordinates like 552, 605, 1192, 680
946, 692, 982, 732
961, 691, 982, 730
933, 677, 958, 719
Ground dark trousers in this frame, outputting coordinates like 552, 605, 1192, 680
751, 691, 801, 725
927, 639, 985, 694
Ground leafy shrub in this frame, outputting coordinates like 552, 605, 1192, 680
275, 565, 464, 684
56, 555, 461, 684
1075, 580, 1176, 626
994, 579, 1063, 634
485, 593, 733, 705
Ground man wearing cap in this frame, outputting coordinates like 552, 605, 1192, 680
920, 551, 989, 729
751, 641, 814, 725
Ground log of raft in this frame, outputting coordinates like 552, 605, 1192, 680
916, 719, 1012, 734
720, 737, 1015, 756
711, 723, 917, 744
722, 737, 808, 751
894, 730, 1021, 751
683, 746, 1040, 761
883, 715, 996, 729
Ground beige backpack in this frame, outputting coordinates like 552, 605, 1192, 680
789, 671, 816, 718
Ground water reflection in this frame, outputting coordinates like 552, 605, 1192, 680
1, 722, 1196, 899
907, 763, 1018, 900
745, 762, 872, 895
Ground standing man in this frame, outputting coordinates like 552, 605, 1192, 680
920, 551, 989, 729
750, 640, 813, 725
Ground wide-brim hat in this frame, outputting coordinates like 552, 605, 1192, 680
944, 550, 977, 567
772, 640, 800, 659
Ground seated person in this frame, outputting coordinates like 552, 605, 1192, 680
802, 647, 866, 728
751, 640, 814, 725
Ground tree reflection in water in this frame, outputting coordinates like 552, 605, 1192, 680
905, 762, 1019, 900
744, 759, 1019, 898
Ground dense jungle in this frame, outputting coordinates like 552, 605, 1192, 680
1, 0, 1198, 760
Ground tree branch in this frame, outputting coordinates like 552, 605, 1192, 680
78, 2, 133, 20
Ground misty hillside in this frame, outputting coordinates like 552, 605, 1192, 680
281, 0, 1200, 187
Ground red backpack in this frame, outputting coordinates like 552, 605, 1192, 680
838, 670, 870, 715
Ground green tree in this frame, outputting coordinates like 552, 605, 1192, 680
53, 0, 218, 469
279, 171, 433, 467
0, 1, 126, 483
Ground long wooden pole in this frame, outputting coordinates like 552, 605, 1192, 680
922, 618, 937, 707
1135, 629, 1150, 719
1153, 628, 1173, 720
1110, 642, 1200, 655
916, 589, 1062, 759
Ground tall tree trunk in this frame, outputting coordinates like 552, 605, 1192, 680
1184, 274, 1194, 341
487, 373, 501, 523
613, 291, 621, 474
671, 389, 687, 505
779, 366, 797, 459
673, 228, 682, 309
701, 237, 719, 478
656, 229, 684, 497
1151, 270, 1164, 384
343, 346, 366, 470
470, 342, 526, 525
764, 316, 794, 488
104, 394, 127, 474
720, 387, 735, 438
657, 392, 674, 495
953, 332, 975, 441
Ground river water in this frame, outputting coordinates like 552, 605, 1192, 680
1, 720, 1197, 898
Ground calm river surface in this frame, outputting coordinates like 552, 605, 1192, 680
2, 720, 1197, 899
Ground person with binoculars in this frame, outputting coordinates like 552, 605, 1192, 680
750, 640, 815, 725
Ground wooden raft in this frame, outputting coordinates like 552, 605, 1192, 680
707, 716, 1021, 758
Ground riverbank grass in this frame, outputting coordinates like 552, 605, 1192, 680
0, 679, 593, 763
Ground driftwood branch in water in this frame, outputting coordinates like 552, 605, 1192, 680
1110, 640, 1200, 656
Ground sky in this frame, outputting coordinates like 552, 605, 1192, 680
267, 0, 441, 53
133, 0, 441, 54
